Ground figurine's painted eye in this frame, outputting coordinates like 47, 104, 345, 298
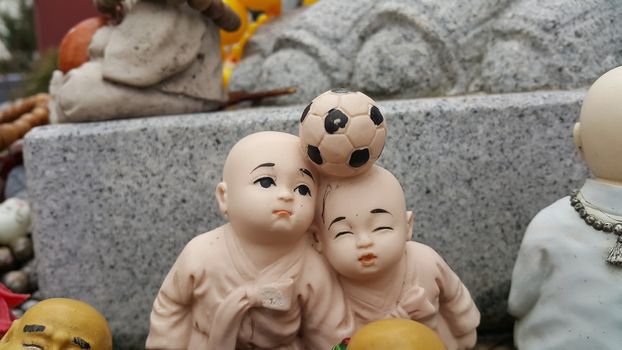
294, 184, 312, 197
372, 226, 393, 232
254, 177, 276, 188
335, 231, 353, 239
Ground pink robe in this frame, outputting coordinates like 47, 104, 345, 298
342, 242, 480, 350
146, 224, 351, 350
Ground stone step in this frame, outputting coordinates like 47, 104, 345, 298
24, 89, 587, 347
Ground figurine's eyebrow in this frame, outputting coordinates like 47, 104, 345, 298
300, 168, 315, 182
370, 208, 392, 215
23, 324, 45, 333
250, 162, 275, 173
73, 337, 91, 349
328, 216, 346, 230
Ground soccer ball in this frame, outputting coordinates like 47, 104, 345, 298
299, 89, 387, 177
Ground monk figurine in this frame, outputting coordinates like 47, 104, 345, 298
49, 0, 240, 123
314, 165, 480, 350
0, 298, 112, 350
509, 66, 622, 349
146, 131, 352, 349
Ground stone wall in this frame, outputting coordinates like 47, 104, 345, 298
230, 0, 621, 104
25, 89, 587, 347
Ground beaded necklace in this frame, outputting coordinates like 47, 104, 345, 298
570, 190, 622, 265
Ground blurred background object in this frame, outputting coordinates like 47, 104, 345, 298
0, 0, 96, 102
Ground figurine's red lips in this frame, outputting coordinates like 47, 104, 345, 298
273, 210, 292, 217
358, 253, 377, 266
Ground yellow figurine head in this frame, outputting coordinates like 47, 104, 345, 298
347, 319, 446, 350
0, 298, 112, 350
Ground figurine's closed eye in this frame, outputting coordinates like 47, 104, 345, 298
372, 226, 393, 232
294, 184, 312, 197
335, 231, 353, 239
254, 177, 276, 188
22, 344, 43, 350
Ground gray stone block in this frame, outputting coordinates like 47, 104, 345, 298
230, 0, 621, 104
24, 89, 587, 347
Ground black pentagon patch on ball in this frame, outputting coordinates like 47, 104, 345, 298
331, 88, 351, 94
300, 103, 312, 123
370, 106, 384, 126
324, 108, 349, 134
307, 145, 323, 165
349, 148, 370, 168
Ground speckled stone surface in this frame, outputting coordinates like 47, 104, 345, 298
24, 89, 587, 347
230, 0, 621, 104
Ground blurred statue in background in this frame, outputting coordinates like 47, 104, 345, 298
229, 0, 622, 105
0, 298, 112, 350
49, 0, 240, 123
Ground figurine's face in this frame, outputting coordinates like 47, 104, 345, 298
220, 132, 318, 244
318, 167, 411, 281
0, 298, 112, 350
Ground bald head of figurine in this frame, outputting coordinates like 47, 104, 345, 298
315, 166, 413, 282
574, 66, 622, 184
216, 131, 318, 245
0, 298, 112, 350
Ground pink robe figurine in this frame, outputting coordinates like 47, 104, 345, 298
146, 132, 352, 349
315, 165, 480, 350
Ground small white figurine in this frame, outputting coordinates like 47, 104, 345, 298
509, 66, 622, 349
0, 198, 30, 245
146, 131, 352, 349
315, 165, 480, 350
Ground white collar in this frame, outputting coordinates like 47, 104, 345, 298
581, 179, 622, 216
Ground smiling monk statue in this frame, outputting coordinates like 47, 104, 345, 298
315, 165, 480, 350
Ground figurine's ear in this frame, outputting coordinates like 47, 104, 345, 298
573, 122, 584, 159
308, 224, 322, 253
406, 211, 414, 241
215, 182, 228, 217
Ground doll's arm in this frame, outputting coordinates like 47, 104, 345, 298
507, 220, 551, 319
299, 254, 354, 350
146, 245, 199, 350
436, 254, 480, 350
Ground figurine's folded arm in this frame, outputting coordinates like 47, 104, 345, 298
146, 245, 201, 350
299, 256, 354, 350
436, 253, 480, 350
507, 220, 551, 319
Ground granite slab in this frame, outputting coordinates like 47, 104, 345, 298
24, 89, 588, 347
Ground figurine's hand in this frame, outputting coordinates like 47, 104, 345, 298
93, 0, 124, 23
187, 0, 241, 32
454, 330, 477, 349
388, 285, 437, 329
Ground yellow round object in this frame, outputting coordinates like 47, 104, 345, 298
347, 319, 446, 350
239, 0, 281, 15
220, 0, 249, 46
0, 298, 113, 350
